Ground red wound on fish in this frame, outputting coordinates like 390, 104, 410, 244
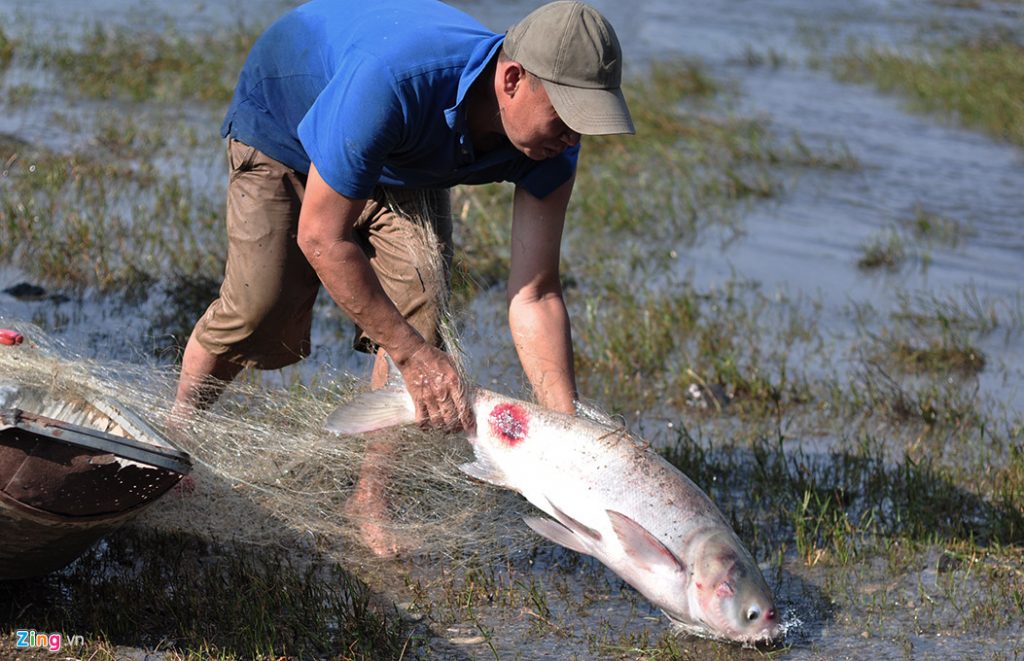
489, 403, 529, 446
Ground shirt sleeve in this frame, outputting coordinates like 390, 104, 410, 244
297, 52, 404, 199
511, 143, 580, 199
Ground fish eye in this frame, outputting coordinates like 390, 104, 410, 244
746, 608, 760, 621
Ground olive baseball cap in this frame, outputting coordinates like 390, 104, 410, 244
504, 1, 635, 136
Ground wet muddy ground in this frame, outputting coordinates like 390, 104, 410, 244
1, 0, 1023, 659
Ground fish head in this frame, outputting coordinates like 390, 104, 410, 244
690, 531, 781, 644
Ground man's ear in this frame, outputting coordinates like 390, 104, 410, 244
500, 60, 526, 97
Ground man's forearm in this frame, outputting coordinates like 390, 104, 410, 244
304, 235, 426, 364
297, 164, 471, 431
509, 292, 577, 414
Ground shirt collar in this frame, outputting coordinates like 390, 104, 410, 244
444, 33, 504, 131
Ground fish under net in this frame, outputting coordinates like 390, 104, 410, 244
0, 319, 535, 568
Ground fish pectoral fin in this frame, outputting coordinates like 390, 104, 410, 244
523, 516, 594, 556
607, 510, 686, 575
458, 443, 513, 488
546, 499, 602, 542
324, 389, 416, 436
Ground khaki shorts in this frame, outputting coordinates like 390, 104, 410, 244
194, 139, 453, 369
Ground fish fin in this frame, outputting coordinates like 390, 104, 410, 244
607, 510, 686, 575
324, 388, 416, 436
382, 353, 406, 389
547, 499, 603, 542
715, 581, 735, 598
523, 516, 594, 556
458, 442, 513, 488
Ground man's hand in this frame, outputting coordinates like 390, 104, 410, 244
394, 343, 475, 433
299, 164, 473, 434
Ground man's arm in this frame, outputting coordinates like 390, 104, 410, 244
297, 162, 474, 431
508, 176, 578, 415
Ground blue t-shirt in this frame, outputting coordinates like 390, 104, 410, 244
221, 0, 578, 200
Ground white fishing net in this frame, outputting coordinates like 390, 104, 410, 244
0, 188, 546, 567
0, 321, 534, 567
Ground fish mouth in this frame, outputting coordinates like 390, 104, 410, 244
663, 611, 731, 643
664, 611, 783, 647
737, 625, 784, 647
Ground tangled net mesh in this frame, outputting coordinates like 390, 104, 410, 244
0, 191, 539, 568
0, 321, 533, 568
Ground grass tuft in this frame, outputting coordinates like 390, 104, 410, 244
29, 22, 259, 103
833, 27, 1024, 147
857, 228, 907, 271
0, 26, 15, 70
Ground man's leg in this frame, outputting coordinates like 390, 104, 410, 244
173, 333, 245, 413
343, 348, 403, 556
173, 138, 314, 415
345, 188, 453, 557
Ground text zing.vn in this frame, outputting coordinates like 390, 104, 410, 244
16, 630, 84, 652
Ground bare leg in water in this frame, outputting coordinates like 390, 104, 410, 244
175, 333, 403, 556
343, 350, 404, 557
172, 332, 244, 416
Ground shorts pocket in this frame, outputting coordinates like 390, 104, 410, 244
227, 138, 259, 177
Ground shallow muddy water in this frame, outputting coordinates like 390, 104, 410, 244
2, 0, 1023, 659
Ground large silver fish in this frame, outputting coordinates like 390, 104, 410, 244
326, 383, 781, 644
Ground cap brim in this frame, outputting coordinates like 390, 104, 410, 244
543, 80, 635, 136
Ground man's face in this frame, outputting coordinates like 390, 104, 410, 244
501, 75, 581, 161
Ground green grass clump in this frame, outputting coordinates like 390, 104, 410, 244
888, 337, 986, 375
857, 228, 907, 271
833, 28, 1024, 147
0, 26, 15, 70
30, 22, 258, 103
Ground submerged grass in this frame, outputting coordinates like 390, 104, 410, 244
27, 22, 258, 104
0, 135, 225, 293
851, 285, 1016, 384
663, 417, 1024, 576
907, 204, 973, 247
857, 228, 907, 271
573, 277, 818, 418
886, 336, 987, 375
833, 27, 1024, 147
0, 26, 14, 70
857, 204, 976, 274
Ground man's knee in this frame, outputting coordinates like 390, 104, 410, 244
193, 295, 313, 369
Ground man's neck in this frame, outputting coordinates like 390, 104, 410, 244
464, 58, 507, 155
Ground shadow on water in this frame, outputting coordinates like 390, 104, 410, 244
764, 567, 836, 650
